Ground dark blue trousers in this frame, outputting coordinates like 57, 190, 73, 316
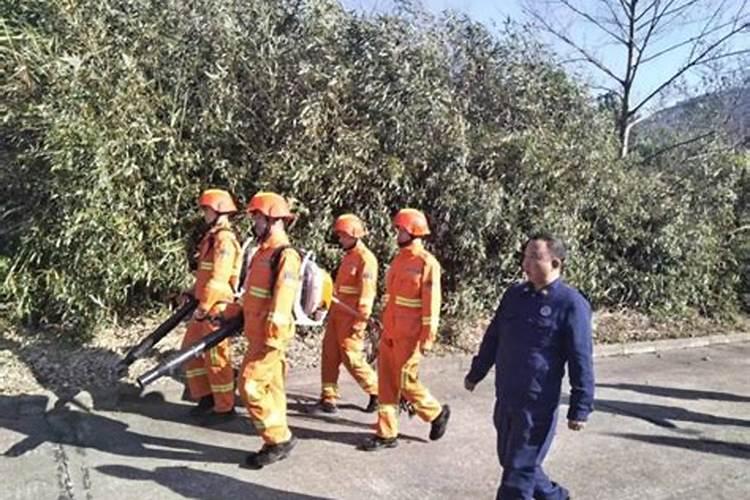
494, 401, 569, 500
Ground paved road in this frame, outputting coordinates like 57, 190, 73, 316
1, 342, 748, 499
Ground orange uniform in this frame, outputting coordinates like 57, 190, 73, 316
182, 219, 241, 412
321, 240, 379, 404
238, 231, 301, 445
375, 240, 443, 439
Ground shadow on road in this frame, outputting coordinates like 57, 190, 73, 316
97, 464, 332, 499
609, 433, 750, 460
597, 383, 750, 403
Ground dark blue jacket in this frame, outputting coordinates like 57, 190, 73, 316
466, 279, 595, 421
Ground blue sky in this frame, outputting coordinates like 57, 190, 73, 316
341, 0, 749, 112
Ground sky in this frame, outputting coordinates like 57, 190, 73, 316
340, 0, 750, 113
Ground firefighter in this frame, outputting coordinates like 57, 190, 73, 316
318, 214, 379, 414
464, 233, 595, 500
237, 191, 301, 468
182, 189, 241, 425
360, 208, 450, 451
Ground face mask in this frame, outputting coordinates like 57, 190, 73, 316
397, 236, 413, 248
253, 216, 270, 241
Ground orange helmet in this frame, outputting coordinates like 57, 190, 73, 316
246, 191, 293, 219
198, 189, 237, 214
334, 214, 367, 239
393, 208, 430, 237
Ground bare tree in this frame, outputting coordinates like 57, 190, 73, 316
523, 0, 750, 157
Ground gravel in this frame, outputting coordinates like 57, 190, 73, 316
1, 309, 746, 397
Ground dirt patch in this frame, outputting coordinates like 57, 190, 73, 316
592, 309, 750, 344
1, 310, 747, 396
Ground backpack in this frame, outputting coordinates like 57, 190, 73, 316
237, 240, 332, 327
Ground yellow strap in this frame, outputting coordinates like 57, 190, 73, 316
186, 368, 208, 378
338, 285, 359, 294
422, 316, 438, 325
198, 262, 214, 271
395, 296, 422, 308
209, 347, 220, 366
377, 404, 398, 414
249, 286, 272, 298
210, 382, 234, 393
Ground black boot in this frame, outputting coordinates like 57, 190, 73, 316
429, 404, 450, 441
359, 435, 398, 452
198, 408, 237, 427
188, 395, 214, 416
364, 395, 378, 413
243, 436, 298, 469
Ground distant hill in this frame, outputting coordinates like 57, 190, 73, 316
639, 86, 750, 147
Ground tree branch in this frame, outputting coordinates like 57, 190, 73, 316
618, 0, 633, 20
695, 48, 750, 64
528, 10, 623, 83
633, 0, 662, 23
636, 0, 703, 31
728, 224, 750, 237
686, 0, 729, 62
558, 0, 628, 44
640, 130, 715, 163
639, 18, 739, 65
598, 0, 629, 35
591, 84, 623, 96
632, 0, 668, 77
631, 23, 750, 114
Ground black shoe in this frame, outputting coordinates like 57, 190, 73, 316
364, 395, 378, 413
429, 404, 450, 441
199, 408, 237, 427
359, 435, 398, 452
243, 436, 298, 469
188, 395, 215, 416
317, 400, 338, 414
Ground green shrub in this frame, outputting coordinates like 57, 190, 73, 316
1, 0, 746, 340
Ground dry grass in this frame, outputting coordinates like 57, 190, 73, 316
1, 310, 747, 396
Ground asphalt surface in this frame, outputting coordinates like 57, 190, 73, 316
1, 342, 748, 499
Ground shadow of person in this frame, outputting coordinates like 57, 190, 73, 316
594, 398, 750, 429
288, 424, 428, 447
1, 327, 257, 442
111, 387, 254, 436
286, 392, 366, 413
1, 394, 249, 463
597, 383, 750, 403
96, 464, 332, 499
609, 432, 750, 460
285, 393, 374, 431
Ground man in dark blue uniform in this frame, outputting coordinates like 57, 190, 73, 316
464, 233, 595, 500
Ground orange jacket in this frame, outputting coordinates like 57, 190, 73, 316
193, 221, 241, 314
241, 231, 301, 350
331, 240, 378, 332
381, 241, 441, 348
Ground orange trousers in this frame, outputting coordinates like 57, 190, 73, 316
182, 319, 235, 412
321, 314, 378, 403
239, 342, 292, 445
375, 337, 442, 439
